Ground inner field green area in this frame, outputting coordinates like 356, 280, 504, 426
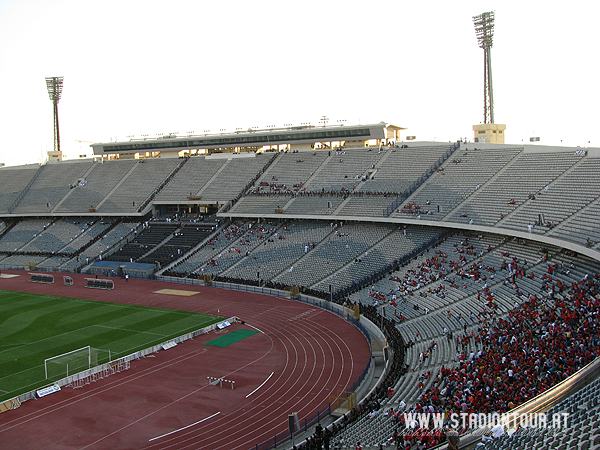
0, 290, 222, 399
203, 329, 259, 348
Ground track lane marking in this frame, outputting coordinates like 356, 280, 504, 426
245, 372, 274, 398
149, 412, 220, 442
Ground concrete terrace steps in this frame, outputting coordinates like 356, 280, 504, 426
293, 151, 338, 192
94, 162, 140, 210
50, 162, 98, 213
218, 223, 286, 275
279, 152, 339, 212
331, 147, 396, 214
437, 147, 525, 222
7, 164, 45, 214
268, 226, 338, 280
394, 257, 542, 333
494, 154, 591, 230
195, 160, 230, 197
189, 222, 280, 276
386, 246, 568, 411
157, 221, 228, 275
311, 226, 399, 289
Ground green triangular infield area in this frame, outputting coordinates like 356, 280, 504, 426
203, 329, 259, 347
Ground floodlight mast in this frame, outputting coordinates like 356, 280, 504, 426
473, 12, 495, 124
45, 77, 64, 153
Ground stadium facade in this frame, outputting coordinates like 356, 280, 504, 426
1, 137, 599, 449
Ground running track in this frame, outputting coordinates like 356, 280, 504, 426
0, 272, 371, 450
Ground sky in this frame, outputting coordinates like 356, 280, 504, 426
0, 0, 598, 167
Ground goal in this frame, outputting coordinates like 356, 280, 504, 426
44, 346, 111, 380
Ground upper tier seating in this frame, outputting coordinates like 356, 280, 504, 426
498, 157, 600, 234
444, 151, 581, 226
0, 148, 599, 251
198, 154, 274, 202
391, 146, 523, 220
54, 160, 137, 213
12, 161, 94, 214
302, 147, 387, 191
249, 150, 329, 193
96, 158, 181, 213
0, 165, 40, 213
359, 144, 454, 194
153, 156, 228, 202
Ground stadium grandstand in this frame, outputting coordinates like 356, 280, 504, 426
1, 130, 600, 450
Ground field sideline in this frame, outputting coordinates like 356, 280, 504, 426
0, 289, 222, 399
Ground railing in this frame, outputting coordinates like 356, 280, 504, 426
0, 264, 83, 274
224, 152, 280, 213
7, 164, 45, 214
1, 316, 239, 407
427, 356, 600, 450
247, 313, 375, 450
0, 269, 382, 450
155, 275, 381, 450
333, 229, 451, 299
137, 157, 189, 213
383, 143, 460, 217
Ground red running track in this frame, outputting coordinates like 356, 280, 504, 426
0, 272, 371, 450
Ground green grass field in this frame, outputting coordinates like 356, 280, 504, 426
0, 290, 222, 400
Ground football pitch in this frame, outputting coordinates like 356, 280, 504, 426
0, 289, 222, 400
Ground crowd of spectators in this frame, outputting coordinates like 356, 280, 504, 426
245, 189, 402, 199
398, 202, 437, 217
365, 238, 483, 307
380, 264, 600, 450
292, 234, 599, 450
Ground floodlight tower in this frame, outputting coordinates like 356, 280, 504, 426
472, 12, 505, 144
45, 77, 64, 153
473, 11, 495, 124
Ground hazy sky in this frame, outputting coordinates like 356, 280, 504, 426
0, 0, 598, 167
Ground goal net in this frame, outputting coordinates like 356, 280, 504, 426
44, 346, 111, 380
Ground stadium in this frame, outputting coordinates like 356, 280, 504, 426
0, 120, 599, 450
0, 4, 599, 448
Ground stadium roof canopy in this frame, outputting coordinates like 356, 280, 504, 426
91, 123, 406, 157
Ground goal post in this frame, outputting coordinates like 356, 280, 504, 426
44, 346, 111, 380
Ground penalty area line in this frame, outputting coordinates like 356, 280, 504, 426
149, 412, 220, 441
246, 372, 274, 398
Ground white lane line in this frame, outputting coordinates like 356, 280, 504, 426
149, 411, 220, 441
245, 323, 264, 334
245, 371, 274, 398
